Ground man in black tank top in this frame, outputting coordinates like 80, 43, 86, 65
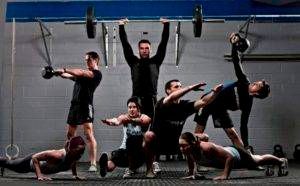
56, 51, 102, 172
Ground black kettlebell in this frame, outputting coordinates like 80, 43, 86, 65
293, 144, 300, 161
273, 144, 285, 158
41, 66, 58, 79
230, 33, 250, 53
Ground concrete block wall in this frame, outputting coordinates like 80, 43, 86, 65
0, 19, 299, 161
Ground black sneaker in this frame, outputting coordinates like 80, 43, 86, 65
99, 152, 108, 177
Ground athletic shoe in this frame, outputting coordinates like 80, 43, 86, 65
278, 158, 288, 176
99, 152, 108, 177
146, 170, 156, 178
88, 164, 97, 172
123, 168, 135, 179
153, 161, 161, 174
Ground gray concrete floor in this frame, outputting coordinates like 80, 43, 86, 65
1, 160, 299, 185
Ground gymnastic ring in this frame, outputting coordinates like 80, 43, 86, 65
5, 144, 20, 160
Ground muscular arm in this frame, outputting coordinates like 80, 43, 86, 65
163, 83, 206, 105
56, 68, 95, 80
193, 84, 223, 110
154, 22, 170, 64
102, 114, 151, 127
231, 45, 248, 82
209, 144, 234, 180
119, 25, 136, 64
131, 114, 151, 127
31, 150, 60, 180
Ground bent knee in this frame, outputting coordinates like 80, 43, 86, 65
144, 131, 156, 143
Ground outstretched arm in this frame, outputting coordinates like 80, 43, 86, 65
194, 84, 223, 110
163, 82, 206, 105
56, 68, 95, 79
231, 45, 248, 82
102, 114, 151, 127
154, 18, 170, 64
119, 19, 136, 64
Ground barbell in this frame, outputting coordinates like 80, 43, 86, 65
66, 5, 203, 39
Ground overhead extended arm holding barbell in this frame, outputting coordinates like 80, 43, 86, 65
66, 5, 204, 39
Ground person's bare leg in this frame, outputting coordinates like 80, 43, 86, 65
66, 124, 77, 139
143, 131, 156, 178
224, 127, 244, 149
83, 123, 97, 167
252, 154, 283, 167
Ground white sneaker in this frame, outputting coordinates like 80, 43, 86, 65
123, 168, 135, 179
153, 162, 161, 174
88, 164, 97, 172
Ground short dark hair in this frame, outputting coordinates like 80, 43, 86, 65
180, 132, 196, 145
165, 79, 180, 94
254, 80, 270, 99
86, 51, 100, 64
138, 39, 151, 47
127, 96, 142, 110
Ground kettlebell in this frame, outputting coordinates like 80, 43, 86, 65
293, 144, 300, 161
41, 66, 60, 79
230, 33, 250, 53
273, 144, 285, 158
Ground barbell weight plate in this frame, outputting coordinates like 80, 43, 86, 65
193, 5, 203, 38
86, 6, 96, 39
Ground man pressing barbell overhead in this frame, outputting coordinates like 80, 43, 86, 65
55, 51, 102, 172
194, 33, 270, 150
118, 18, 170, 132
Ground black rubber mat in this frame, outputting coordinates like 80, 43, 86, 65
0, 160, 299, 185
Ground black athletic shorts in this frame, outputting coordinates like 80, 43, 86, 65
111, 135, 145, 169
67, 103, 94, 125
195, 106, 234, 129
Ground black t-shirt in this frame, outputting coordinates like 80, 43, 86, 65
71, 70, 102, 104
150, 98, 196, 154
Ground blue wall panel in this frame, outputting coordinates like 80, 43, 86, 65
6, 0, 300, 22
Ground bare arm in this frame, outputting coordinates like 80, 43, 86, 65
102, 114, 151, 127
31, 150, 59, 180
181, 154, 196, 180
211, 145, 234, 180
130, 114, 151, 127
71, 162, 85, 180
163, 82, 206, 105
56, 68, 95, 79
193, 84, 223, 110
